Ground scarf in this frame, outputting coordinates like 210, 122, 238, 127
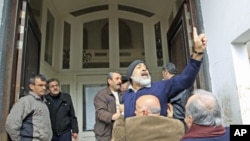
181, 124, 226, 139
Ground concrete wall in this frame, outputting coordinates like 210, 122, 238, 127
200, 0, 250, 125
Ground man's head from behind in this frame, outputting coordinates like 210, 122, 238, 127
162, 62, 178, 80
184, 89, 222, 128
127, 60, 151, 88
135, 95, 161, 116
29, 74, 47, 97
120, 75, 129, 93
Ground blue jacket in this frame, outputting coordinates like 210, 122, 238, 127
122, 58, 201, 118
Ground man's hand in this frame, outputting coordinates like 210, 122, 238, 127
119, 104, 124, 114
192, 27, 207, 60
167, 103, 174, 118
112, 112, 121, 121
72, 133, 78, 141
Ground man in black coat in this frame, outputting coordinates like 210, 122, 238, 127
162, 62, 193, 131
45, 78, 79, 141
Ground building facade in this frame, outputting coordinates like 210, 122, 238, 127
0, 0, 250, 140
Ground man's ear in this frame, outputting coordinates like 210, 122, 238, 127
185, 115, 193, 128
143, 110, 149, 116
107, 79, 112, 85
29, 84, 34, 90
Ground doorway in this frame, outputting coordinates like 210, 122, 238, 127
76, 75, 106, 140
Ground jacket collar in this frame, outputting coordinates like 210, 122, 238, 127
29, 91, 46, 102
182, 124, 226, 139
105, 87, 122, 95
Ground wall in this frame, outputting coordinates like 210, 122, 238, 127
200, 0, 250, 125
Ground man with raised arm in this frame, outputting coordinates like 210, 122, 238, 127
122, 27, 207, 118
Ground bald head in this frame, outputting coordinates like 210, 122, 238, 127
135, 95, 161, 116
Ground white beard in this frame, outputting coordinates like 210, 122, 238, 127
132, 75, 151, 87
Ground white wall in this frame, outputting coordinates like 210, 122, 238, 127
200, 0, 250, 125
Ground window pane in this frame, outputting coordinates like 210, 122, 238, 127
155, 22, 163, 66
83, 85, 105, 131
29, 0, 43, 28
44, 9, 54, 65
63, 22, 71, 69
82, 19, 109, 68
119, 18, 145, 67
61, 84, 70, 94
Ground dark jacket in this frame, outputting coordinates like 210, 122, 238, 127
45, 92, 79, 135
122, 58, 201, 118
169, 88, 192, 120
93, 87, 122, 141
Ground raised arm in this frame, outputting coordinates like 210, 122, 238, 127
166, 27, 207, 98
191, 27, 207, 61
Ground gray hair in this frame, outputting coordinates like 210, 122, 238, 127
29, 74, 47, 85
107, 71, 120, 85
147, 105, 161, 114
162, 62, 178, 75
185, 89, 222, 126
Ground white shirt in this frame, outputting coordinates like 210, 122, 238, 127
112, 91, 120, 112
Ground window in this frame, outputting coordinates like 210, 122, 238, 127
62, 22, 71, 69
155, 22, 163, 66
82, 84, 105, 131
82, 19, 109, 68
61, 84, 70, 94
44, 9, 54, 65
119, 18, 145, 67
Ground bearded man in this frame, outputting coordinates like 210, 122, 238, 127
122, 27, 207, 118
94, 71, 123, 141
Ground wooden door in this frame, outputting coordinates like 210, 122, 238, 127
167, 0, 208, 89
167, 2, 191, 73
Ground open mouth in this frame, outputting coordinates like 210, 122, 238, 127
141, 72, 148, 77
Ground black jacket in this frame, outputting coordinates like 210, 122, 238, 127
45, 92, 79, 135
169, 89, 192, 120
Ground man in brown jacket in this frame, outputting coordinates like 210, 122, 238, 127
112, 95, 185, 141
94, 72, 123, 141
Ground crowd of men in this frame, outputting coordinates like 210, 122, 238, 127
5, 27, 229, 141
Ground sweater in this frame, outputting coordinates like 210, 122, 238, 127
122, 58, 201, 118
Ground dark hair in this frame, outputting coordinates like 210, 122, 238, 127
162, 62, 178, 75
122, 75, 128, 83
29, 74, 47, 85
47, 78, 60, 85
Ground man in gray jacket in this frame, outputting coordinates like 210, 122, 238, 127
5, 74, 52, 141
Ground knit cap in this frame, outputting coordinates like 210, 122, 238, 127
126, 60, 144, 80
